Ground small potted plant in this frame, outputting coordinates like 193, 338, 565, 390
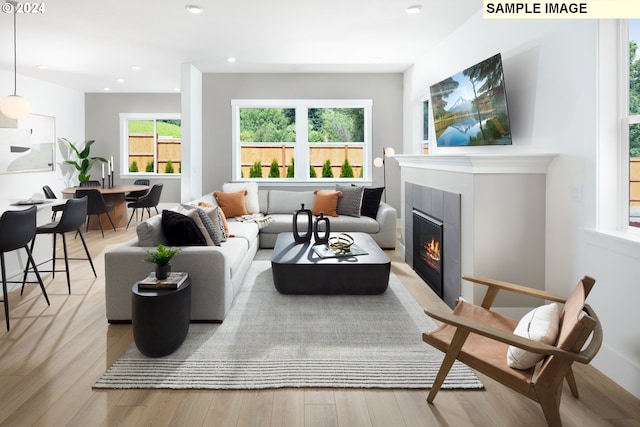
144, 244, 180, 280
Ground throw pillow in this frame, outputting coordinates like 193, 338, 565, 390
361, 187, 384, 218
199, 201, 228, 239
312, 190, 343, 217
172, 205, 215, 246
336, 184, 364, 217
214, 190, 248, 218
161, 209, 207, 246
507, 303, 561, 370
222, 182, 260, 214
178, 204, 221, 246
217, 207, 230, 239
136, 214, 168, 247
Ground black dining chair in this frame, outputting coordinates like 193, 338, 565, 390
126, 179, 150, 202
126, 183, 163, 229
79, 180, 101, 187
75, 189, 116, 238
42, 185, 65, 221
23, 197, 96, 295
0, 206, 50, 331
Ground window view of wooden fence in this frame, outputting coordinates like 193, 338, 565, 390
128, 134, 181, 174
240, 144, 363, 178
630, 158, 640, 206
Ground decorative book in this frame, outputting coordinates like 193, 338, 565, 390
312, 243, 368, 259
138, 272, 188, 290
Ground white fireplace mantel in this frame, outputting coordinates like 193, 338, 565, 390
393, 153, 557, 174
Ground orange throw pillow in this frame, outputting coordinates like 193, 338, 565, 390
312, 190, 343, 217
213, 191, 248, 218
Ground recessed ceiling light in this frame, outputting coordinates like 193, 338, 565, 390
227, 57, 236, 63
405, 4, 422, 14
116, 78, 125, 83
185, 5, 203, 14
373, 57, 382, 62
104, 87, 111, 91
174, 87, 181, 92
131, 65, 140, 71
36, 65, 48, 70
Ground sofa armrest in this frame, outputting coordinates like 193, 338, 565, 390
374, 202, 397, 249
105, 239, 232, 321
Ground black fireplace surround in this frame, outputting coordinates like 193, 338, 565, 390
405, 182, 461, 309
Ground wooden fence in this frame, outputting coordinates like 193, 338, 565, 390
128, 134, 181, 173
631, 158, 640, 206
241, 144, 363, 178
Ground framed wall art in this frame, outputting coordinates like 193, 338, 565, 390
0, 113, 55, 174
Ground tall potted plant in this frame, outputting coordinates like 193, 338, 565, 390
60, 137, 108, 183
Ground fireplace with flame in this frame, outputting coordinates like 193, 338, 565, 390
413, 210, 443, 297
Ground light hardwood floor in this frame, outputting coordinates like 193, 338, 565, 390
0, 223, 638, 427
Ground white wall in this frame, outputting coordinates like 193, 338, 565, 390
404, 13, 640, 397
84, 93, 182, 203
202, 73, 404, 212
0, 69, 84, 197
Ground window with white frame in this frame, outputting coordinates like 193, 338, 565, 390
625, 20, 640, 227
120, 114, 181, 175
231, 100, 372, 182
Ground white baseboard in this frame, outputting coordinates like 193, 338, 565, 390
593, 343, 640, 399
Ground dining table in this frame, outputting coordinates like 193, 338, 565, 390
61, 184, 150, 229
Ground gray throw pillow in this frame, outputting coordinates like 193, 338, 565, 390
180, 204, 222, 246
336, 184, 364, 217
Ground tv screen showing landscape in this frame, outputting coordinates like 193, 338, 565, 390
430, 53, 512, 147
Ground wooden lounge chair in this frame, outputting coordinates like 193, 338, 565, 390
423, 275, 602, 427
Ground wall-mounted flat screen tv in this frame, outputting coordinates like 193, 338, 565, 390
430, 53, 512, 147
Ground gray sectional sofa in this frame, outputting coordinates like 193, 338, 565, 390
104, 188, 397, 323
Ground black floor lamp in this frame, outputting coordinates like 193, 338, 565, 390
373, 147, 395, 202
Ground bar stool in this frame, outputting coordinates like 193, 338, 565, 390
24, 197, 96, 294
0, 206, 50, 331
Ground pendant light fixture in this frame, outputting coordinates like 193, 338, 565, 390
0, 3, 31, 120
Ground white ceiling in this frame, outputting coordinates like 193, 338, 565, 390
0, 0, 480, 93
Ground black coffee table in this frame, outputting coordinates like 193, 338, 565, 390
271, 232, 390, 294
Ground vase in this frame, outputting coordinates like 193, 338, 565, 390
314, 212, 330, 245
293, 203, 312, 244
156, 264, 171, 280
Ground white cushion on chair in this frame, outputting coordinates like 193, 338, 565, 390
507, 303, 561, 370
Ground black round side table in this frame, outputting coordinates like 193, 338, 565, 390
131, 275, 191, 357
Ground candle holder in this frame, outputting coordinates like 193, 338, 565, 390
102, 177, 105, 188
110, 171, 115, 188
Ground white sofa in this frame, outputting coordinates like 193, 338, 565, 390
255, 189, 397, 249
104, 189, 397, 323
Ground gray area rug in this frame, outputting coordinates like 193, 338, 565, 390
94, 252, 483, 390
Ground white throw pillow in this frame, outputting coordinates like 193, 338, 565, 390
507, 303, 561, 370
223, 182, 259, 214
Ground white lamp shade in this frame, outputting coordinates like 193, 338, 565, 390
0, 95, 31, 120
384, 147, 395, 157
373, 157, 384, 168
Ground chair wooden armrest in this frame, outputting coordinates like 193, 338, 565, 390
462, 274, 568, 308
424, 307, 594, 364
